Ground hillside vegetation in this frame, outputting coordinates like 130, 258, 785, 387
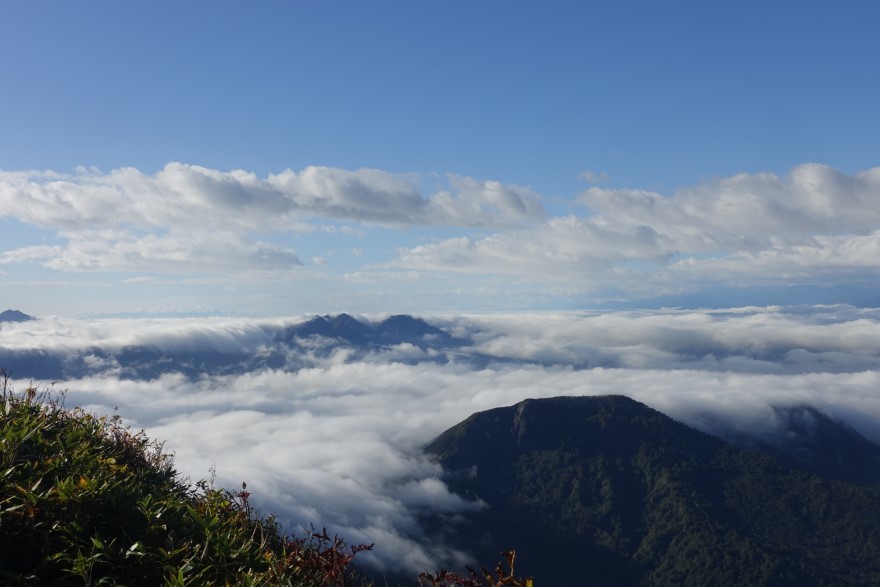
0, 372, 374, 586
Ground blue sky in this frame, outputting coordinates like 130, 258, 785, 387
2, 1, 879, 316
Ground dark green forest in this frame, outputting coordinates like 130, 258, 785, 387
426, 395, 880, 586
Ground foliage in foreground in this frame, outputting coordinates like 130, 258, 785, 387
418, 550, 533, 587
0, 371, 372, 586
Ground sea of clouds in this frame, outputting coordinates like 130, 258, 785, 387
4, 305, 880, 573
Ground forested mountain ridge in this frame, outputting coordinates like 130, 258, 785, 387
425, 395, 880, 586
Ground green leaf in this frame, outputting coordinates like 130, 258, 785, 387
186, 504, 204, 527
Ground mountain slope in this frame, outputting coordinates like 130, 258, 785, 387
718, 404, 880, 485
425, 395, 880, 586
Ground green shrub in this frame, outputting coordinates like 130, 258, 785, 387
0, 370, 372, 586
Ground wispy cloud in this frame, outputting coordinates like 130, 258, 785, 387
578, 169, 610, 184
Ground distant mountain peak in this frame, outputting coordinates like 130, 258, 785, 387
286, 313, 454, 348
0, 309, 34, 323
375, 314, 451, 343
330, 312, 372, 329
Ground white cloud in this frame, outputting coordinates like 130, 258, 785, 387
342, 270, 432, 283
0, 163, 545, 276
121, 276, 161, 284
33, 230, 303, 273
426, 175, 545, 226
2, 162, 878, 307
579, 163, 880, 242
391, 216, 671, 279
0, 163, 545, 232
0, 244, 62, 264
391, 164, 880, 297
578, 170, 610, 183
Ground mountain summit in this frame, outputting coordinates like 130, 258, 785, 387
425, 395, 880, 586
286, 313, 451, 348
292, 313, 375, 343
0, 310, 34, 323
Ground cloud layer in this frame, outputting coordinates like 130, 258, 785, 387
3, 162, 879, 312
5, 306, 880, 572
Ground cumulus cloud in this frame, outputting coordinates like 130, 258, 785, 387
388, 164, 880, 297
578, 164, 880, 250
392, 216, 672, 278
5, 307, 880, 572
425, 175, 545, 226
4, 162, 877, 306
0, 163, 544, 276
0, 164, 545, 231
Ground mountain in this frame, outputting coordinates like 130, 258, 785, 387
0, 313, 459, 381
424, 395, 880, 586
0, 309, 34, 323
291, 313, 375, 343
375, 314, 452, 345
286, 313, 453, 348
715, 404, 880, 485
